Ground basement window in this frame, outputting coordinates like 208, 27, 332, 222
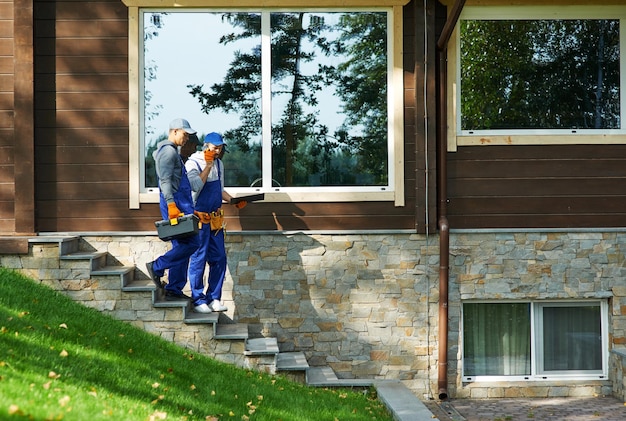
462, 300, 608, 382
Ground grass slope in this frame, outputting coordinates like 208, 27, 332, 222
0, 268, 393, 421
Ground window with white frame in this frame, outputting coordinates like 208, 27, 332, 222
449, 5, 626, 148
126, 3, 406, 207
462, 301, 608, 382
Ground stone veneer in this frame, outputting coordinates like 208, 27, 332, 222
2, 230, 625, 400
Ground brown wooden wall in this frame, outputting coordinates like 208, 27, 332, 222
0, 1, 14, 233
25, 0, 431, 234
447, 144, 626, 229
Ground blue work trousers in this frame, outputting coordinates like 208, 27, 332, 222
188, 225, 226, 306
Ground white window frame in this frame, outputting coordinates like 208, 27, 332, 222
448, 5, 626, 151
461, 300, 609, 383
123, 0, 408, 208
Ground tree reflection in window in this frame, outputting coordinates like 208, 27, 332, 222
143, 11, 389, 189
460, 19, 620, 131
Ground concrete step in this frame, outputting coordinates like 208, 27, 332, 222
30, 235, 80, 255
214, 323, 248, 340
122, 278, 155, 292
306, 366, 374, 387
60, 251, 107, 271
276, 351, 309, 371
244, 337, 279, 356
183, 310, 219, 324
374, 380, 434, 421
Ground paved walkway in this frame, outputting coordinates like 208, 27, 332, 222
423, 396, 626, 421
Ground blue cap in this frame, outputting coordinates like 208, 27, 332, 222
204, 132, 225, 146
169, 118, 196, 134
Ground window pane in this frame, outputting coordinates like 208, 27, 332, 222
542, 305, 602, 371
461, 19, 620, 131
143, 12, 262, 189
463, 303, 531, 376
270, 12, 388, 187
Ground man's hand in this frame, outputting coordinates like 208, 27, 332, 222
167, 202, 183, 220
204, 149, 218, 163
234, 200, 247, 209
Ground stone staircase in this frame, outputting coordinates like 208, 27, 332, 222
3, 235, 434, 421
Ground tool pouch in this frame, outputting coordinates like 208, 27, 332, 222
209, 208, 225, 231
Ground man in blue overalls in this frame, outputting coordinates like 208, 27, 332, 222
146, 118, 200, 299
185, 132, 246, 313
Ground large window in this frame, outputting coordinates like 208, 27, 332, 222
126, 3, 406, 207
449, 6, 626, 149
462, 301, 608, 381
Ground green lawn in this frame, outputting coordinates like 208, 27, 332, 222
0, 268, 393, 420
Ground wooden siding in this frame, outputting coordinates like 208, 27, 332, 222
447, 145, 626, 229
26, 0, 432, 233
0, 1, 13, 233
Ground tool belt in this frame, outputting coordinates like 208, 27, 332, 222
194, 208, 225, 232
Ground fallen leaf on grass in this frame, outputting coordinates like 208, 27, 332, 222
8, 405, 23, 415
59, 323, 68, 329
59, 395, 70, 407
148, 410, 167, 420
59, 349, 68, 358
48, 371, 61, 379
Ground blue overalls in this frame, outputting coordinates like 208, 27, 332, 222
153, 145, 200, 292
188, 160, 227, 307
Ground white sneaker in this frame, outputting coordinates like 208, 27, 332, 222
209, 300, 228, 312
194, 303, 211, 313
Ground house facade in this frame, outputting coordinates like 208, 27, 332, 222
1, 0, 626, 400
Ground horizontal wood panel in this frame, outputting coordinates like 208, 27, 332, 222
37, 163, 129, 182
35, 181, 130, 200
449, 158, 626, 179
0, 38, 12, 56
37, 145, 129, 164
449, 214, 626, 229
0, 183, 14, 197
448, 196, 626, 215
0, 20, 12, 38
35, 1, 127, 21
37, 38, 127, 56
448, 144, 626, 229
0, 56, 13, 73
449, 178, 626, 197
38, 92, 128, 110
0, 130, 13, 146
54, 20, 128, 38
35, 127, 129, 146
35, 109, 128, 128
0, 4, 13, 20
0, 146, 13, 164
0, 220, 14, 234
0, 91, 13, 110
36, 56, 128, 74
35, 199, 416, 232
0, 110, 13, 127
0, 238, 29, 254
0, 74, 13, 91
36, 74, 128, 92
450, 144, 626, 160
0, 198, 12, 212
0, 165, 12, 180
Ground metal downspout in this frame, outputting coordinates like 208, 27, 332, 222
435, 0, 465, 400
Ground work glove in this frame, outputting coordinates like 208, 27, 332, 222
204, 149, 218, 163
234, 200, 247, 209
167, 202, 183, 220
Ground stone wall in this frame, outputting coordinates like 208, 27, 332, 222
2, 230, 625, 400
